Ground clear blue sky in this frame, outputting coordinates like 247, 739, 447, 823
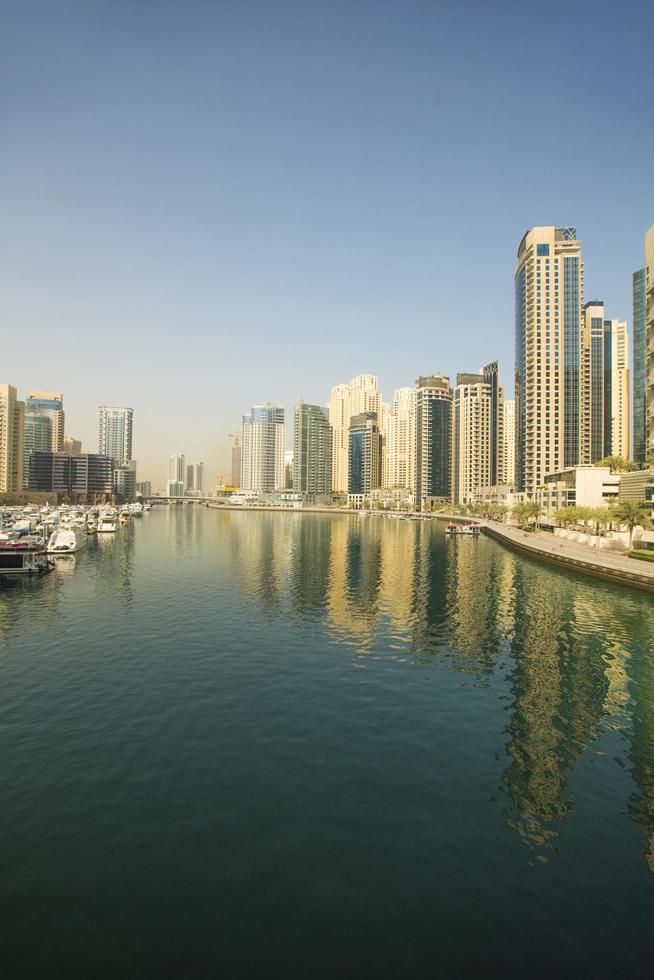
2, 0, 652, 486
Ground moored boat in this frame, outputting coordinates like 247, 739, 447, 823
47, 528, 87, 554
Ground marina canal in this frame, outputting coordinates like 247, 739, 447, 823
1, 506, 653, 977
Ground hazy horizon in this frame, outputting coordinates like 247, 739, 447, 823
3, 0, 652, 487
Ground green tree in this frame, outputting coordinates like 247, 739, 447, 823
609, 499, 653, 550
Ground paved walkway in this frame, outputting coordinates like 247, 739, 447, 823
482, 520, 654, 593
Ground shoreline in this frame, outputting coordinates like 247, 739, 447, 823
198, 505, 654, 594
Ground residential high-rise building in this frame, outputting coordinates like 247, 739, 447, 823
603, 319, 630, 460
230, 435, 241, 488
481, 361, 504, 486
348, 412, 382, 495
453, 373, 493, 505
98, 406, 133, 465
515, 227, 583, 495
503, 400, 516, 485
329, 375, 380, 493
136, 481, 152, 497
241, 403, 285, 493
648, 230, 654, 459
23, 413, 52, 489
415, 374, 453, 509
633, 265, 648, 462
293, 400, 332, 495
581, 301, 606, 464
186, 461, 204, 493
25, 391, 64, 452
0, 384, 25, 493
63, 436, 82, 456
168, 454, 185, 483
166, 479, 184, 497
580, 302, 631, 463
384, 387, 415, 491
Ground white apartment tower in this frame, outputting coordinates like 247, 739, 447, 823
453, 374, 493, 505
606, 319, 630, 460
99, 406, 134, 465
169, 454, 185, 482
383, 387, 416, 491
241, 404, 285, 493
0, 384, 25, 493
329, 374, 380, 493
515, 227, 584, 496
503, 399, 516, 486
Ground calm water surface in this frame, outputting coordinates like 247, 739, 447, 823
1, 507, 653, 978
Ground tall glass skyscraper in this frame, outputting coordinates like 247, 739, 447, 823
515, 227, 583, 495
633, 268, 647, 463
347, 413, 381, 495
414, 374, 452, 509
293, 400, 332, 496
26, 391, 64, 452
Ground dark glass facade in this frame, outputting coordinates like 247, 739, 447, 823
563, 255, 580, 467
27, 452, 113, 494
633, 268, 647, 463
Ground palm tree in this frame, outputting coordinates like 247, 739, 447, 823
609, 500, 653, 550
523, 500, 543, 529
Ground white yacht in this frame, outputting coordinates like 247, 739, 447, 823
47, 528, 87, 554
97, 513, 118, 533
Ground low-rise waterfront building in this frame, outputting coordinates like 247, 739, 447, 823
27, 452, 114, 496
618, 468, 654, 516
537, 465, 620, 513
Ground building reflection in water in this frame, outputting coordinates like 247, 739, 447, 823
93, 523, 135, 609
222, 510, 654, 870
502, 563, 608, 849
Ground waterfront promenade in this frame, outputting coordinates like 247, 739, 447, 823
481, 520, 654, 594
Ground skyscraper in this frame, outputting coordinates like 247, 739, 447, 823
383, 387, 416, 491
168, 454, 185, 482
415, 374, 453, 509
293, 399, 332, 495
99, 406, 133, 465
633, 265, 648, 462
453, 373, 493, 505
481, 361, 504, 486
241, 404, 285, 493
186, 461, 204, 493
581, 301, 606, 465
348, 413, 381, 495
515, 227, 583, 495
230, 435, 241, 488
26, 391, 64, 452
0, 384, 25, 493
503, 399, 516, 486
329, 375, 380, 493
23, 413, 51, 489
647, 225, 654, 461
603, 318, 630, 460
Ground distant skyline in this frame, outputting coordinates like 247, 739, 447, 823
3, 0, 653, 486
